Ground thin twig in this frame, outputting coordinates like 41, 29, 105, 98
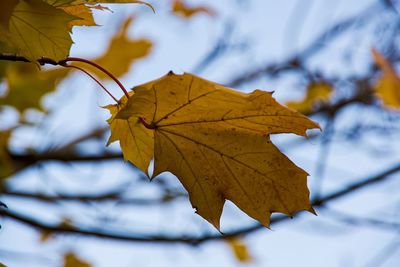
60, 57, 130, 98
0, 54, 130, 99
64, 64, 119, 103
0, 54, 57, 65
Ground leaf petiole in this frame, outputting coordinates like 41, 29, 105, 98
138, 117, 155, 129
63, 64, 119, 104
59, 57, 130, 98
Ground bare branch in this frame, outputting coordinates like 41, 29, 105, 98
9, 151, 122, 163
0, 53, 58, 65
1, 161, 399, 244
1, 190, 185, 205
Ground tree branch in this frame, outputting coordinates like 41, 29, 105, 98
1, 190, 185, 205
9, 152, 122, 164
1, 161, 399, 244
0, 53, 58, 65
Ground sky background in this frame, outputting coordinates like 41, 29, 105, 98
1, 0, 400, 266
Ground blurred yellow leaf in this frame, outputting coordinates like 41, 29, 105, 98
40, 217, 73, 242
63, 252, 91, 267
0, 0, 75, 61
89, 17, 152, 79
172, 0, 215, 19
0, 62, 70, 112
0, 130, 13, 180
371, 48, 400, 109
227, 238, 253, 263
40, 229, 54, 242
109, 72, 318, 229
286, 82, 333, 113
0, 262, 7, 267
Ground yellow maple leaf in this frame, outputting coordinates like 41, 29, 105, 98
108, 72, 319, 229
84, 16, 152, 79
286, 82, 333, 113
105, 91, 154, 173
60, 5, 96, 27
0, 62, 70, 112
0, 0, 19, 30
43, 0, 96, 27
371, 48, 400, 108
0, 0, 75, 61
56, 0, 155, 27
63, 252, 91, 267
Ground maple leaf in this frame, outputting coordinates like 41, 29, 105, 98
371, 48, 400, 108
105, 91, 154, 173
43, 1, 96, 27
0, 62, 70, 112
0, 0, 19, 30
286, 81, 333, 113
171, 0, 215, 19
47, 0, 153, 28
108, 72, 319, 229
0, 0, 75, 61
60, 5, 97, 27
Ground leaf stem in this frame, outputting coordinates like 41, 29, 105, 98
64, 65, 119, 103
59, 57, 130, 99
139, 117, 155, 129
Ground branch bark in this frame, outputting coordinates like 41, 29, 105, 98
1, 190, 184, 205
1, 161, 399, 245
0, 53, 58, 65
